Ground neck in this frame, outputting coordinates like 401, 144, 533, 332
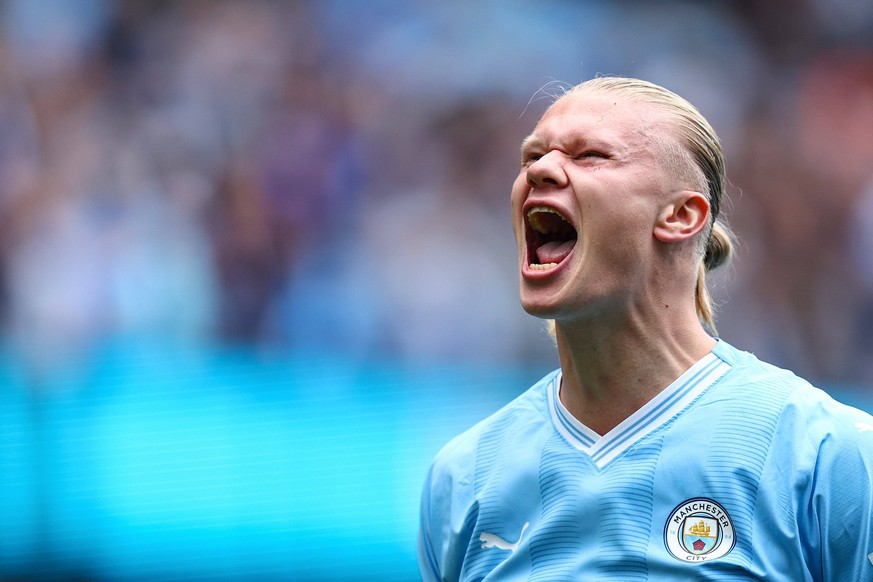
553, 303, 715, 435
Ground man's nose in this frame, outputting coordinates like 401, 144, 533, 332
526, 151, 567, 189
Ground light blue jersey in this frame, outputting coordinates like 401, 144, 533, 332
418, 340, 873, 581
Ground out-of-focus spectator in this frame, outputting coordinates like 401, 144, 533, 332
0, 0, 872, 384
356, 97, 543, 362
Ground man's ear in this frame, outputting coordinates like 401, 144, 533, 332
653, 191, 711, 243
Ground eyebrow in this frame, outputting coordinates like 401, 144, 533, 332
519, 134, 544, 155
520, 134, 615, 157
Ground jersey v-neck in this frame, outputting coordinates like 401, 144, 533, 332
546, 345, 732, 469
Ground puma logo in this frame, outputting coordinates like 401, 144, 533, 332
856, 422, 873, 433
480, 522, 530, 553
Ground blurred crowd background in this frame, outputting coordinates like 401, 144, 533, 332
3, 0, 873, 379
1, 0, 873, 579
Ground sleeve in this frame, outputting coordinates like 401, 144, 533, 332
418, 463, 445, 582
805, 405, 873, 581
416, 436, 478, 582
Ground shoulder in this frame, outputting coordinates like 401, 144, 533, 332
715, 340, 873, 461
427, 370, 557, 481
784, 385, 873, 479
783, 381, 873, 442
717, 340, 871, 423
713, 340, 810, 392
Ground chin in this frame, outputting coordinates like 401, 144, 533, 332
518, 291, 565, 320
519, 282, 617, 326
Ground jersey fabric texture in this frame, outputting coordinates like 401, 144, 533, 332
417, 340, 873, 581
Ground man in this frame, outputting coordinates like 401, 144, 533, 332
417, 77, 873, 580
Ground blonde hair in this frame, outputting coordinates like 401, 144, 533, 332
554, 76, 734, 332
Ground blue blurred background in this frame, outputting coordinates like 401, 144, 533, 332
1, 0, 873, 580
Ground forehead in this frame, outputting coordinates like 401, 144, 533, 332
524, 91, 674, 152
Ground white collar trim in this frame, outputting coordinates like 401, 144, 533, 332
547, 350, 731, 469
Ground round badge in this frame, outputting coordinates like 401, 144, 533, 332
664, 498, 735, 562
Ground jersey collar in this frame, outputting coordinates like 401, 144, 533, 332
547, 346, 732, 469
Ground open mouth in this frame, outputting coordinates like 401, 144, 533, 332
526, 206, 577, 271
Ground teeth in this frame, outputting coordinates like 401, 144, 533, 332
529, 262, 558, 270
527, 206, 564, 217
527, 206, 569, 233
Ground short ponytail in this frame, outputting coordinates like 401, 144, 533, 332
696, 221, 734, 332
704, 220, 733, 271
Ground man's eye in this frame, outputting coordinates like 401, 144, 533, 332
575, 151, 607, 159
522, 154, 543, 166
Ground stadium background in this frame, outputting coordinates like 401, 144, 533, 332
1, 0, 872, 579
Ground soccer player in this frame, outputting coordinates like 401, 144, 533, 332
417, 77, 873, 581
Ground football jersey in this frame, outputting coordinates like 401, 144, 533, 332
418, 340, 873, 581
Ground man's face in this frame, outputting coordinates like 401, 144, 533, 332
510, 91, 681, 322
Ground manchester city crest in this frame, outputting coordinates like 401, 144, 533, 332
664, 498, 735, 562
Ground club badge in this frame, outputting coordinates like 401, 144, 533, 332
664, 498, 735, 562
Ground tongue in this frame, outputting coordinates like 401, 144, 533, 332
536, 240, 575, 265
